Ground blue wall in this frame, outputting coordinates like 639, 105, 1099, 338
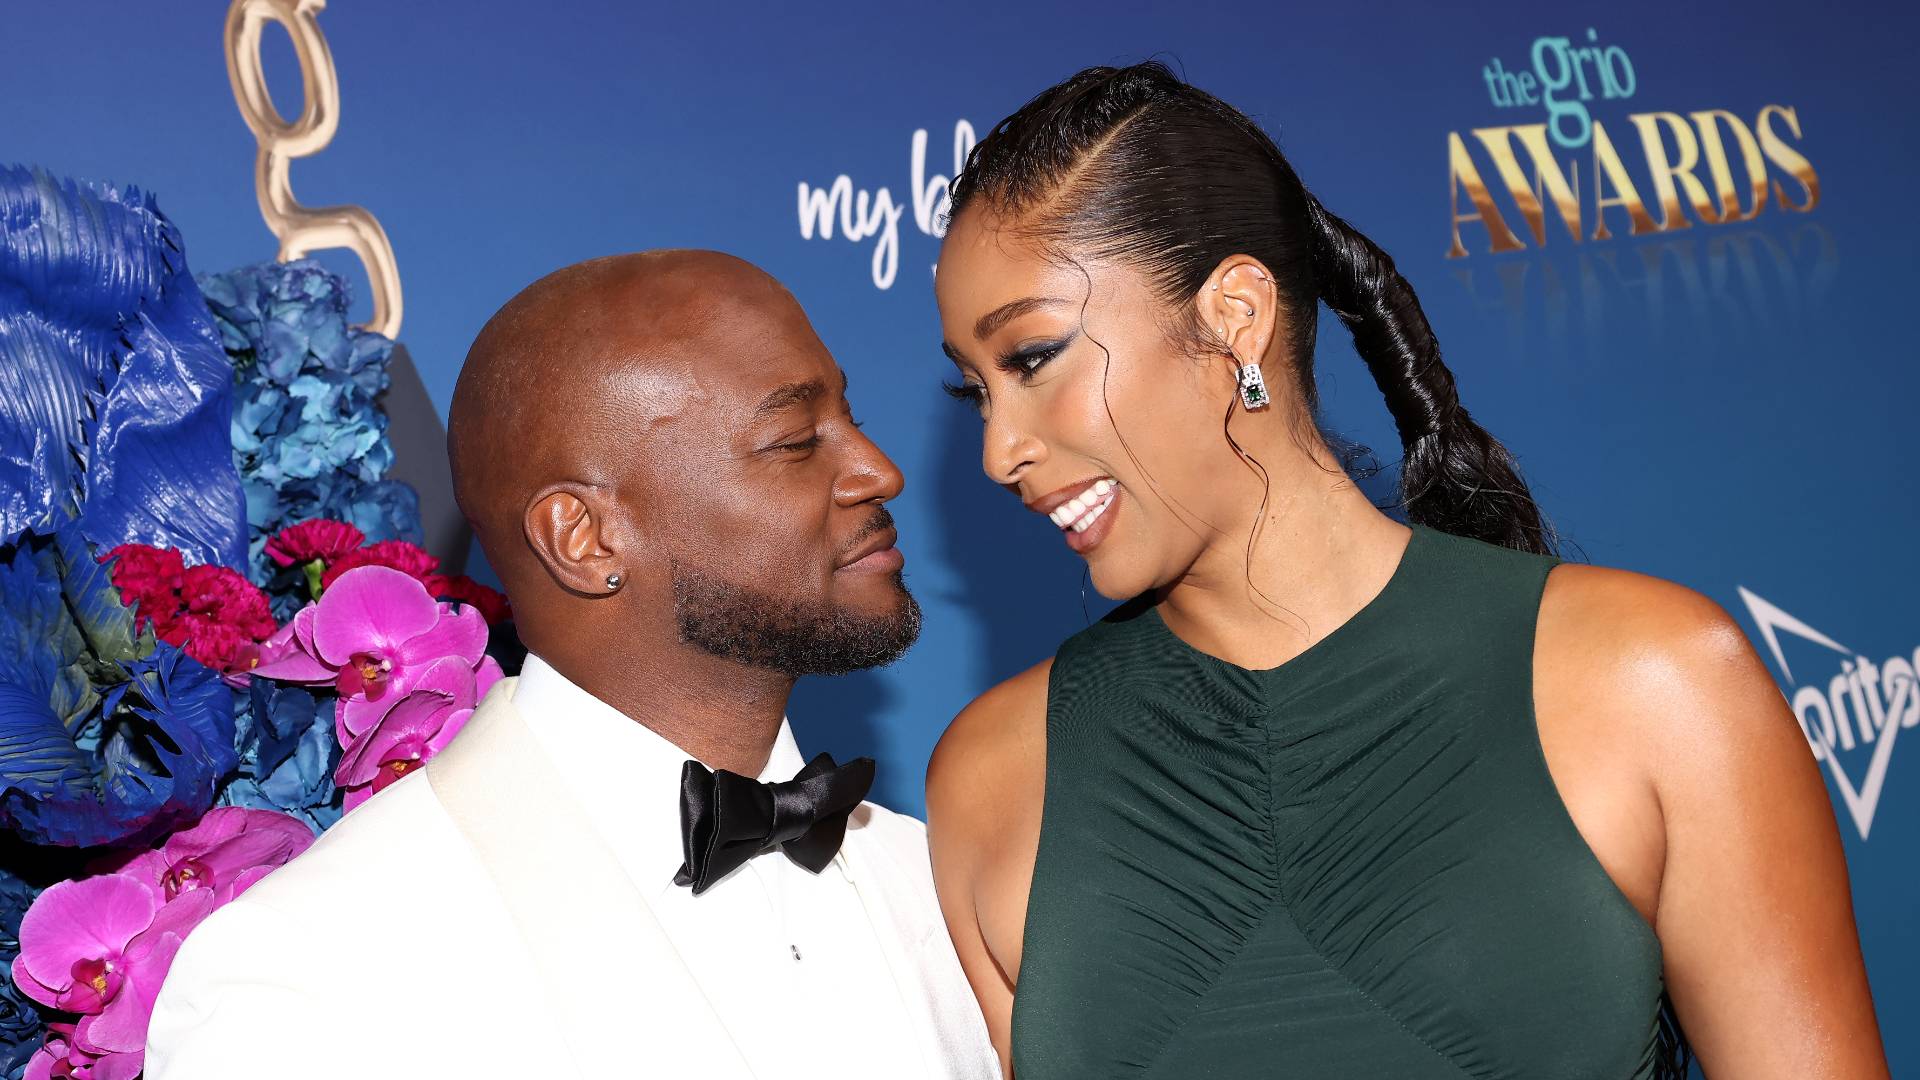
4, 1, 1914, 1066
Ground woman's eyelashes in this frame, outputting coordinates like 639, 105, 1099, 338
942, 380, 986, 410
998, 335, 1072, 379
941, 334, 1075, 414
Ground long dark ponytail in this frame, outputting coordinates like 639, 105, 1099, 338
947, 61, 1557, 556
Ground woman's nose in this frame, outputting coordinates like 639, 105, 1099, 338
982, 408, 1045, 488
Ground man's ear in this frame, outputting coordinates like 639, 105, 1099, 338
523, 485, 622, 595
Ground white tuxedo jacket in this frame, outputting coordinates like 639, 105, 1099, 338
146, 679, 999, 1079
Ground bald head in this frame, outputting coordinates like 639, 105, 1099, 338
448, 250, 917, 771
449, 250, 786, 557
447, 249, 913, 689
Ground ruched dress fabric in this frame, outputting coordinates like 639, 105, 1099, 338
1010, 525, 1665, 1079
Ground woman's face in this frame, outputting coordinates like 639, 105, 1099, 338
934, 209, 1271, 600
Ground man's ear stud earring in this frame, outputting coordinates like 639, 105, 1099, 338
605, 573, 623, 592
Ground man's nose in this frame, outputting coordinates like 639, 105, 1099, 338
834, 426, 905, 506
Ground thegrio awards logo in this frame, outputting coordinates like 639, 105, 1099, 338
1447, 30, 1820, 258
1739, 587, 1918, 841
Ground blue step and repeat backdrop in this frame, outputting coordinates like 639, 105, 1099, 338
4, 0, 1914, 1069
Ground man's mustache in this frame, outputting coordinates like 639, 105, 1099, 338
839, 506, 896, 560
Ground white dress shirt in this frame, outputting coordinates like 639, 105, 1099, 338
512, 654, 923, 1078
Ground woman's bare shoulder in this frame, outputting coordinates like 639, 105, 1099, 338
1537, 561, 1824, 822
925, 658, 1052, 843
1539, 563, 1766, 712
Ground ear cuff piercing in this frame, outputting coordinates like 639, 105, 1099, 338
1210, 284, 1255, 318
605, 572, 623, 592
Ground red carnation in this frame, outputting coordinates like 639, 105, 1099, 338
179, 563, 278, 641
265, 519, 367, 567
103, 544, 186, 635
319, 540, 439, 589
102, 547, 279, 673
163, 616, 256, 674
424, 573, 513, 626
103, 544, 185, 610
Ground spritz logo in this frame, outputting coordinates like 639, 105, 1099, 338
1738, 587, 1919, 840
795, 120, 977, 290
1447, 30, 1820, 258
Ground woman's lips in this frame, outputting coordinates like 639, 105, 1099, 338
1062, 486, 1118, 554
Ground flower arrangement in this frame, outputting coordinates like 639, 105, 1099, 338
0, 167, 515, 1078
199, 259, 423, 607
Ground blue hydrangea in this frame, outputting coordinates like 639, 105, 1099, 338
0, 977, 40, 1080
198, 260, 422, 604
0, 866, 42, 1078
216, 678, 342, 833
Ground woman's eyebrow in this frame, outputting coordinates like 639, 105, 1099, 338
973, 295, 1066, 341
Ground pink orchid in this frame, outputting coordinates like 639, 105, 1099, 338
104, 807, 315, 904
335, 655, 501, 810
24, 1020, 143, 1080
12, 874, 215, 1056
251, 565, 489, 736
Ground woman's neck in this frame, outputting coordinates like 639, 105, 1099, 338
1155, 451, 1412, 671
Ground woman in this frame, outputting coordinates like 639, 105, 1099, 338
924, 63, 1886, 1079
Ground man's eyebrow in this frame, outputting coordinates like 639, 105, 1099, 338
754, 369, 849, 416
974, 295, 1065, 342
756, 379, 822, 416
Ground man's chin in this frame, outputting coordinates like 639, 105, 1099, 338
671, 559, 922, 677
835, 568, 915, 613
824, 576, 922, 673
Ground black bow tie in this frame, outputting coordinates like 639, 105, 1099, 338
674, 753, 875, 895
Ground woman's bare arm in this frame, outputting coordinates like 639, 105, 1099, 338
926, 659, 1051, 1078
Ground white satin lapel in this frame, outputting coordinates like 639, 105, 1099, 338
426, 682, 758, 1079
839, 815, 1002, 1080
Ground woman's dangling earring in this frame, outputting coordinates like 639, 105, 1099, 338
1236, 361, 1271, 411
1228, 302, 1268, 411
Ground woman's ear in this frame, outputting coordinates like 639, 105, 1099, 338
1198, 255, 1282, 372
523, 484, 623, 595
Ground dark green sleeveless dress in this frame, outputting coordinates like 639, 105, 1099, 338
1011, 524, 1667, 1079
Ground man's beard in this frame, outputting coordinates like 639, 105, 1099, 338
669, 560, 922, 677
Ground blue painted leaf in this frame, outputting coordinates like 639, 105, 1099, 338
0, 683, 92, 803
0, 531, 73, 703
52, 524, 139, 668
0, 643, 235, 848
0, 165, 247, 568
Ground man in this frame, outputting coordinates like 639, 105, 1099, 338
146, 251, 999, 1079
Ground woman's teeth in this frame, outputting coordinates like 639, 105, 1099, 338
1048, 479, 1115, 533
